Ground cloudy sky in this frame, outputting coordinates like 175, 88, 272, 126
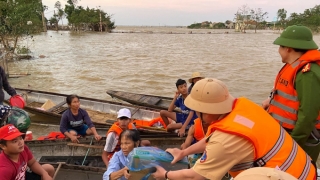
42, 0, 319, 26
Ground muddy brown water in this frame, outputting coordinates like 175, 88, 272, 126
6, 26, 320, 180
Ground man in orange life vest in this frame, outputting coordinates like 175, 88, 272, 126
262, 25, 320, 163
180, 117, 209, 167
152, 78, 316, 180
102, 108, 136, 167
101, 108, 150, 167
180, 117, 209, 150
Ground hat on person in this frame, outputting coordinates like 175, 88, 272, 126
117, 108, 132, 119
234, 167, 298, 180
185, 78, 235, 114
0, 124, 25, 140
188, 72, 204, 83
273, 25, 318, 50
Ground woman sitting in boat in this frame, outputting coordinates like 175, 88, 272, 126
60, 94, 101, 143
103, 129, 140, 180
102, 108, 150, 167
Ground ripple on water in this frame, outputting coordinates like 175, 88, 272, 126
9, 27, 320, 105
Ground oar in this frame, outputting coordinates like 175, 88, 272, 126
82, 136, 94, 165
53, 162, 66, 180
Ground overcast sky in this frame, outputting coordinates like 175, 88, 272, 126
42, 0, 319, 26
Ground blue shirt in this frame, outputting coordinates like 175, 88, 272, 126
174, 96, 197, 124
103, 150, 128, 180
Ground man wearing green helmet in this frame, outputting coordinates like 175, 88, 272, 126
266, 25, 320, 163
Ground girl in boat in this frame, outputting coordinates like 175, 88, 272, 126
59, 94, 101, 143
103, 129, 140, 180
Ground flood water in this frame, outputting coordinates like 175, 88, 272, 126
9, 26, 320, 104
6, 26, 320, 180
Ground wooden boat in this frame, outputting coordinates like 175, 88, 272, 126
27, 135, 185, 160
4, 88, 166, 133
107, 90, 175, 111
27, 135, 186, 180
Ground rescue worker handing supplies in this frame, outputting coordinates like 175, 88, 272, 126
152, 78, 316, 180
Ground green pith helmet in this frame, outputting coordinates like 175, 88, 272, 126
7, 107, 31, 133
273, 25, 318, 50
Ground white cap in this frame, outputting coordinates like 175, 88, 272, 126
117, 108, 131, 118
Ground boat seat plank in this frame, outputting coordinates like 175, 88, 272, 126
113, 91, 143, 101
27, 101, 44, 108
138, 96, 161, 105
47, 101, 67, 112
113, 91, 161, 105
67, 143, 103, 149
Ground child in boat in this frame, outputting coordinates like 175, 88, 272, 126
0, 124, 55, 180
60, 94, 102, 143
180, 117, 210, 167
102, 108, 150, 167
160, 79, 198, 137
103, 129, 141, 180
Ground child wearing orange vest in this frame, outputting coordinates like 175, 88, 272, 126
101, 108, 150, 167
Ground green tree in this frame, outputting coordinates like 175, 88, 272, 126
250, 8, 268, 33
277, 8, 287, 28
54, 1, 66, 26
64, 2, 115, 32
0, 0, 43, 58
286, 5, 320, 32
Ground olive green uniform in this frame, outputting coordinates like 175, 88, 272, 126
294, 62, 320, 161
272, 25, 320, 163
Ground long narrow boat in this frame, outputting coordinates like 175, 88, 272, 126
27, 136, 185, 160
4, 88, 166, 133
107, 90, 174, 111
27, 135, 186, 180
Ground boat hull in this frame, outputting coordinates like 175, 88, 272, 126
4, 88, 167, 133
107, 90, 173, 111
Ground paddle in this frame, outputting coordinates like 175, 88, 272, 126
53, 162, 66, 180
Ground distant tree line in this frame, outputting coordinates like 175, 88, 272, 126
188, 4, 320, 33
49, 0, 115, 32
278, 5, 320, 32
0, 0, 116, 61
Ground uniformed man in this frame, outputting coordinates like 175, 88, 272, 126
264, 25, 320, 164
152, 78, 316, 180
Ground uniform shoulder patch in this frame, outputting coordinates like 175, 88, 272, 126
302, 63, 311, 73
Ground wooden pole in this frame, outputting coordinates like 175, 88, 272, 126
53, 162, 65, 180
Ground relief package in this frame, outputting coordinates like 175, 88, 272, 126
127, 146, 188, 171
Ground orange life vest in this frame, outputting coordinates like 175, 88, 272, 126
37, 132, 66, 140
206, 97, 316, 179
133, 117, 168, 129
268, 50, 320, 130
193, 118, 205, 142
106, 122, 136, 160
